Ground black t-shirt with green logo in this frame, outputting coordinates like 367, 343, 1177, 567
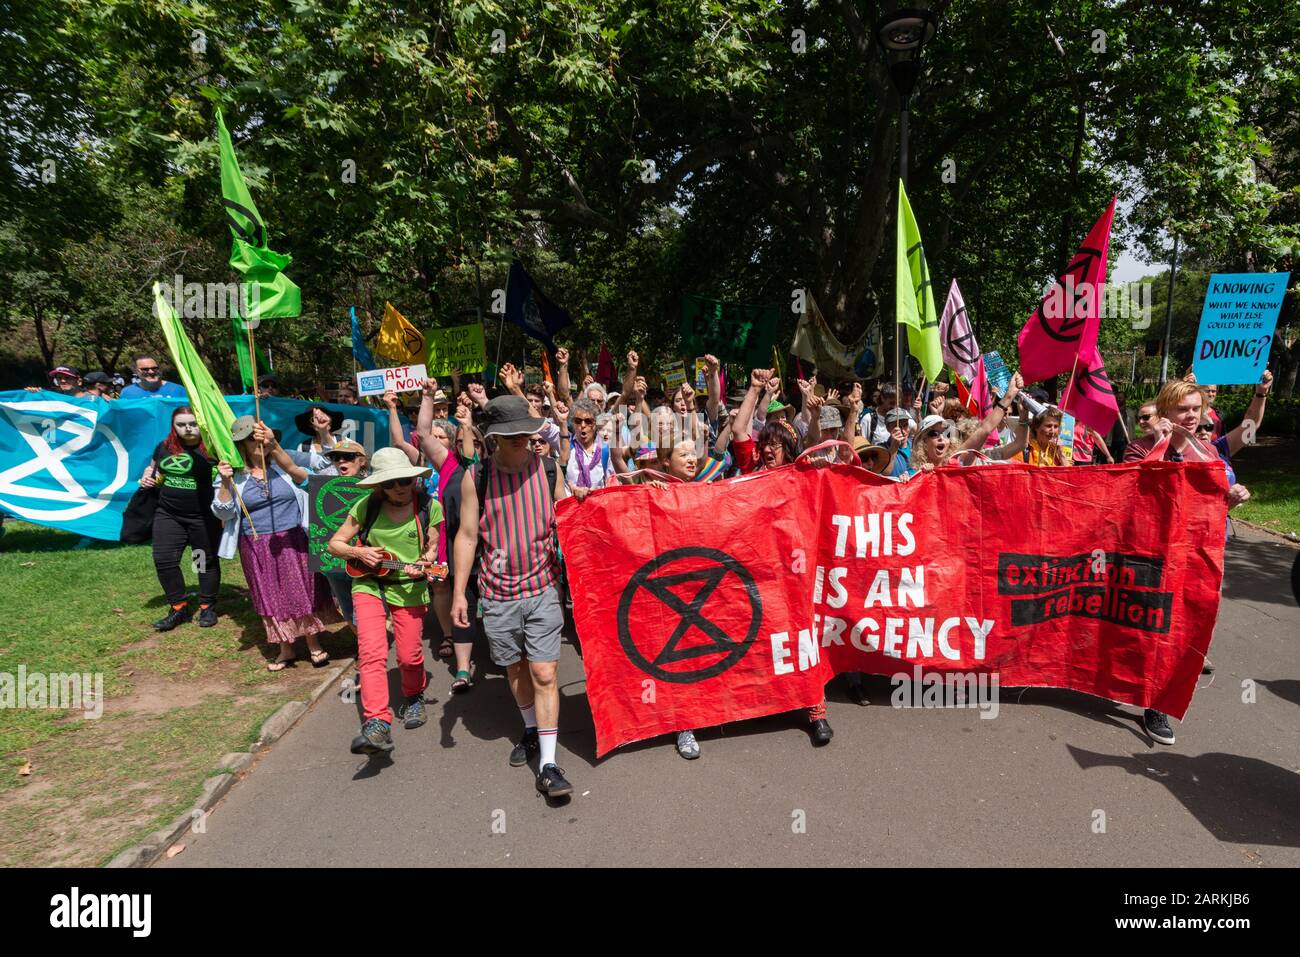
151, 442, 216, 517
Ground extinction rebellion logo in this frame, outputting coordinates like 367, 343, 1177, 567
616, 547, 762, 683
996, 551, 1173, 633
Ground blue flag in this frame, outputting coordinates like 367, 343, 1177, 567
0, 390, 393, 541
505, 258, 572, 347
351, 306, 377, 369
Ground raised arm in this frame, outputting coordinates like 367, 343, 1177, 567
555, 347, 573, 402
255, 422, 308, 484
620, 351, 639, 404
384, 390, 422, 465
956, 372, 1021, 453
733, 368, 771, 442
1225, 369, 1272, 456
704, 354, 721, 423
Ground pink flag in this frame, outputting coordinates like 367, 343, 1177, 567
968, 357, 994, 417
1062, 347, 1120, 436
1017, 195, 1117, 384
939, 279, 981, 383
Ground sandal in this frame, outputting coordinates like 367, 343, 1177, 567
437, 638, 454, 659
451, 669, 474, 694
267, 656, 296, 672
309, 649, 330, 668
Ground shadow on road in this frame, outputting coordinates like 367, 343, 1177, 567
1257, 678, 1300, 709
1067, 744, 1300, 847
1222, 535, 1298, 608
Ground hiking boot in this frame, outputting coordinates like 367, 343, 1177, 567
398, 694, 427, 730
536, 763, 574, 798
510, 729, 539, 767
197, 606, 218, 628
153, 606, 192, 631
350, 718, 394, 755
809, 718, 834, 746
1143, 709, 1175, 745
676, 730, 701, 759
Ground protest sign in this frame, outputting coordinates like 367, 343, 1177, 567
355, 363, 427, 398
694, 358, 708, 391
663, 360, 687, 392
558, 460, 1227, 756
426, 323, 486, 376
0, 391, 391, 540
307, 474, 366, 574
680, 294, 780, 369
1059, 412, 1076, 456
1191, 273, 1289, 384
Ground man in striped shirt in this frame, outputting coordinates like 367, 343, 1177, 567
452, 396, 574, 799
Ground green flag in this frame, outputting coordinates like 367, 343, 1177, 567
895, 180, 942, 381
154, 283, 244, 468
216, 108, 301, 322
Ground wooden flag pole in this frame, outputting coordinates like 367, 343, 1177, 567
1060, 353, 1083, 410
244, 320, 267, 480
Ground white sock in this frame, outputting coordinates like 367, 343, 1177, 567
519, 704, 537, 731
538, 728, 558, 768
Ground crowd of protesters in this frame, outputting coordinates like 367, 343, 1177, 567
22, 346, 1276, 799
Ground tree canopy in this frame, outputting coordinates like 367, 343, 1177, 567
2, 1, 1297, 393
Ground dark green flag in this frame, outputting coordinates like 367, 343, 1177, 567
680, 294, 780, 370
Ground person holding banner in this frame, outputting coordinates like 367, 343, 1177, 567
213, 417, 341, 671
141, 407, 223, 631
1021, 407, 1071, 467
911, 373, 1024, 472
327, 448, 442, 755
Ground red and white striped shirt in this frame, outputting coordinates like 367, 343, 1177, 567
477, 456, 560, 601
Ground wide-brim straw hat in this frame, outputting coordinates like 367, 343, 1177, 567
356, 447, 432, 486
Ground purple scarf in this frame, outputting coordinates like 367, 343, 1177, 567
572, 437, 604, 488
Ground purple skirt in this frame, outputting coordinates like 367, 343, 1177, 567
238, 526, 341, 642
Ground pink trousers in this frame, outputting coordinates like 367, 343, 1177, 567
354, 592, 427, 723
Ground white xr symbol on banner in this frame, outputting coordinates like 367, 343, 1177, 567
0, 399, 129, 522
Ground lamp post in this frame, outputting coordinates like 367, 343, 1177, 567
875, 7, 938, 395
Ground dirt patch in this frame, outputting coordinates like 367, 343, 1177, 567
113, 673, 235, 716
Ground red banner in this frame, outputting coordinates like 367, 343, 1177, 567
557, 461, 1228, 756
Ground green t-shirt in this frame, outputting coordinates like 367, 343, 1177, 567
346, 494, 445, 608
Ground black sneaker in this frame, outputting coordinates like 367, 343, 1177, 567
510, 729, 539, 767
1143, 709, 1175, 745
845, 675, 871, 706
153, 606, 192, 631
197, 606, 218, 628
536, 763, 574, 798
810, 718, 834, 746
350, 718, 394, 755
397, 694, 427, 730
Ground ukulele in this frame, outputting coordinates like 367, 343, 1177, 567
346, 552, 448, 582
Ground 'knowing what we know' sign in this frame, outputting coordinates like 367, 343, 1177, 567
1192, 272, 1289, 385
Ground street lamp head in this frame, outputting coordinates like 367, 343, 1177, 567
874, 7, 938, 101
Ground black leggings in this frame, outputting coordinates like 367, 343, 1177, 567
152, 510, 223, 606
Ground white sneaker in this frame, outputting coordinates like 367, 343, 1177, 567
676, 729, 701, 760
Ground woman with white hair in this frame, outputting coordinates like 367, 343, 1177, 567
910, 373, 1024, 473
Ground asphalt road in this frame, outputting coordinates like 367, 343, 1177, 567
162, 524, 1299, 867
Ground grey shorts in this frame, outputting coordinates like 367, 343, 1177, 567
482, 584, 564, 666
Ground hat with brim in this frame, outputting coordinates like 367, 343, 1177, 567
766, 399, 794, 417
325, 439, 366, 458
50, 366, 80, 379
918, 413, 949, 436
818, 405, 843, 430
294, 406, 344, 436
854, 438, 891, 473
481, 395, 546, 438
432, 391, 449, 405
357, 447, 432, 487
230, 415, 257, 442
884, 408, 914, 425
83, 371, 113, 385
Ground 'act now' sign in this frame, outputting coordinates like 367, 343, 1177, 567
356, 363, 427, 398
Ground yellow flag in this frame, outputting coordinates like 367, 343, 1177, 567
374, 302, 426, 366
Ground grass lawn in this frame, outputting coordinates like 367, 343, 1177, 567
0, 520, 356, 866
1230, 437, 1300, 538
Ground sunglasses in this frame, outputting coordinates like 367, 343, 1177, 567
381, 477, 416, 490
573, 418, 596, 427
1138, 414, 1153, 421
330, 452, 360, 462
1195, 425, 1213, 433
138, 366, 159, 374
